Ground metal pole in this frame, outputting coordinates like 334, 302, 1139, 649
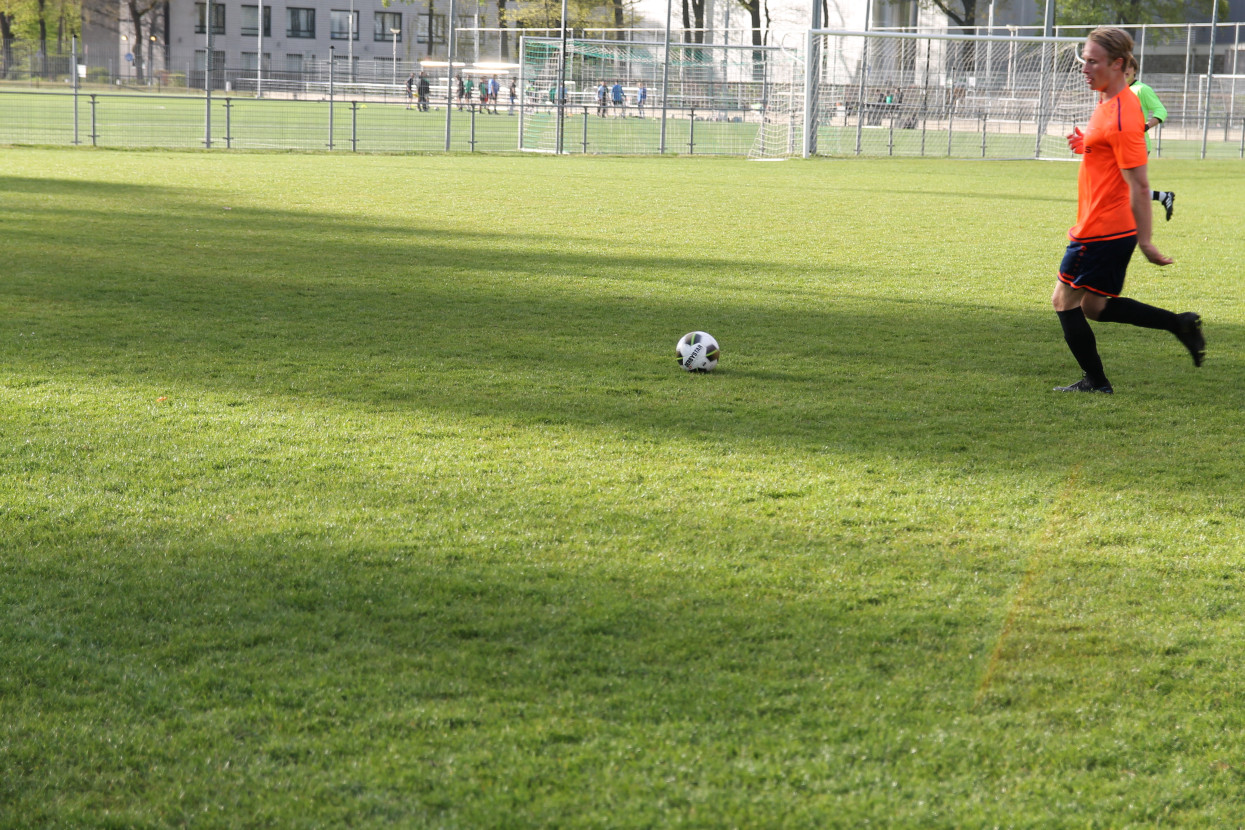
803, 1, 821, 158
518, 35, 526, 150
556, 0, 569, 153
329, 46, 335, 150
986, 0, 995, 84
205, 0, 213, 148
349, 0, 355, 83
854, 36, 868, 155
1034, 0, 1054, 159
659, 0, 672, 153
72, 36, 80, 145
1228, 24, 1240, 140
257, 0, 263, 97
444, 0, 458, 151
1202, 10, 1220, 159
1182, 26, 1192, 131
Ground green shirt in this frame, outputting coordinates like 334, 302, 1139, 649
1129, 81, 1167, 152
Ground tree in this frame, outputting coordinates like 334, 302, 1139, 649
924, 0, 980, 29
125, 0, 162, 82
0, 0, 80, 77
1, 10, 14, 78
735, 0, 763, 46
681, 0, 707, 43
1054, 0, 1224, 26
497, 0, 508, 58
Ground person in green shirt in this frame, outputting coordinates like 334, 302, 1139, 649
1127, 57, 1176, 221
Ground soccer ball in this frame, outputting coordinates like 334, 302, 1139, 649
676, 331, 720, 372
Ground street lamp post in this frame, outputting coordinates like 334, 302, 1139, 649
391, 28, 401, 85
149, 35, 157, 86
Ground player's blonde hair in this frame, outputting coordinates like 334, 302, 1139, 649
1087, 26, 1134, 72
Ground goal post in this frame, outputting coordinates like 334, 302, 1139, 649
796, 29, 1093, 160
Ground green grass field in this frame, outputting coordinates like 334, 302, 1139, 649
6, 88, 1245, 158
3, 147, 1245, 827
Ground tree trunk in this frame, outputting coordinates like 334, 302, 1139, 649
37, 0, 48, 77
497, 0, 508, 59
1, 13, 14, 79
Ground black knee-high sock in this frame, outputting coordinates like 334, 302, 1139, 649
1097, 297, 1178, 331
1057, 308, 1108, 386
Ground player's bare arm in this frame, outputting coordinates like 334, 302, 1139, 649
1120, 164, 1173, 266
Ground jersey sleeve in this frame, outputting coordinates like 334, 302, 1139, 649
1113, 93, 1149, 170
1136, 83, 1167, 123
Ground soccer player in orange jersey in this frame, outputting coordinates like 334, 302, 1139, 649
1052, 27, 1204, 394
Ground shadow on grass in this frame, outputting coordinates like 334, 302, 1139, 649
3, 174, 1241, 480
0, 531, 1011, 825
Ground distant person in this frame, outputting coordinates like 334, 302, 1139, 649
417, 71, 431, 111
489, 76, 500, 114
1126, 56, 1176, 221
636, 80, 647, 117
456, 73, 465, 110
611, 80, 624, 114
1053, 26, 1201, 395
465, 76, 475, 109
405, 72, 415, 109
596, 81, 608, 117
508, 79, 517, 114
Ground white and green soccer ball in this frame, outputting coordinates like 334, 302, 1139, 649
676, 331, 720, 372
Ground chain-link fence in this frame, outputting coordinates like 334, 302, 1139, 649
4, 24, 1245, 158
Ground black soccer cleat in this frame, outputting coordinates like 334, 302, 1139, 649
1054, 376, 1114, 394
1160, 191, 1175, 221
1175, 312, 1205, 367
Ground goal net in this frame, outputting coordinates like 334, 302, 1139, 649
518, 37, 800, 156
796, 30, 1094, 160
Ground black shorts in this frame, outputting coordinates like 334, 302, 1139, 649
1058, 235, 1137, 298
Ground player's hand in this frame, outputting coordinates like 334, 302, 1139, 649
1067, 127, 1085, 154
1139, 242, 1173, 266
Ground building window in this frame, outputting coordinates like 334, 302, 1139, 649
330, 10, 360, 40
374, 12, 401, 42
194, 3, 226, 35
287, 8, 315, 39
194, 49, 226, 70
417, 13, 446, 45
241, 5, 272, 37
240, 51, 270, 70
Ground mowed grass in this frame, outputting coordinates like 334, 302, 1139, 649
3, 148, 1245, 827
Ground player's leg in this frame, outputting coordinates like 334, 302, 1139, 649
1151, 190, 1175, 221
1052, 281, 1112, 393
1097, 298, 1203, 366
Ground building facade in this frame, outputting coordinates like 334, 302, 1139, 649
102, 0, 512, 85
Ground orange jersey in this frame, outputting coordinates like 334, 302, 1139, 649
1069, 91, 1148, 242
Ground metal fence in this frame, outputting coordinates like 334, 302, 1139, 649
3, 23, 1245, 158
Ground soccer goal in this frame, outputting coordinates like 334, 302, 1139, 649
791, 29, 1094, 160
518, 36, 800, 156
